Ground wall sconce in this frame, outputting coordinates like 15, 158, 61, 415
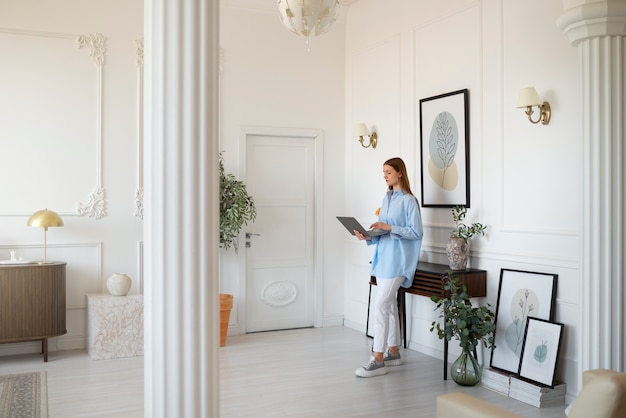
27, 208, 64, 264
353, 123, 377, 149
516, 87, 551, 125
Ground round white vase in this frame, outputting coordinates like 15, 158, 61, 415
107, 273, 132, 296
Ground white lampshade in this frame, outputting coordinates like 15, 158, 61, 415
516, 87, 543, 108
277, 0, 339, 39
353, 123, 370, 137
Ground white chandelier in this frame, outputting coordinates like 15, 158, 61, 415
277, 0, 339, 46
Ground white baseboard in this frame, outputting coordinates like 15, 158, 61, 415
322, 315, 343, 327
58, 336, 87, 351
0, 341, 42, 357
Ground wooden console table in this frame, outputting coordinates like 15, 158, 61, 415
0, 262, 67, 362
366, 261, 486, 380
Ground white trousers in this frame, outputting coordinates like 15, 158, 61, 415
372, 276, 404, 353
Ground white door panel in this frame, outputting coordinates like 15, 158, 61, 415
244, 132, 316, 332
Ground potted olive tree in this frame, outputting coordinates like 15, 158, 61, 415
219, 153, 256, 346
446, 205, 487, 270
430, 276, 496, 386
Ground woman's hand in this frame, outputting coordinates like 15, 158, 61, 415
369, 222, 391, 231
354, 230, 370, 241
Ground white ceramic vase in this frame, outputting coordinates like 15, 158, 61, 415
107, 273, 132, 296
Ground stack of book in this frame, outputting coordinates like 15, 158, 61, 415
481, 367, 512, 396
509, 376, 566, 408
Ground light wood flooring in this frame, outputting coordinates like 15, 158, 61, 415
0, 326, 568, 417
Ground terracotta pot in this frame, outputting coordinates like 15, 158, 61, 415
220, 294, 234, 347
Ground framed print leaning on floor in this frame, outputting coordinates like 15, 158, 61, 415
419, 88, 469, 207
489, 269, 558, 374
518, 317, 565, 387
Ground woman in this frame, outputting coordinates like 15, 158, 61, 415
354, 157, 423, 378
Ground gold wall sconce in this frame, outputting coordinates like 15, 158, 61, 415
517, 87, 551, 125
27, 208, 64, 264
353, 123, 377, 149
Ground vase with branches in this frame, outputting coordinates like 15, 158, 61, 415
446, 205, 487, 270
430, 275, 496, 385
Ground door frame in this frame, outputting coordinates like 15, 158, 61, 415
237, 126, 324, 333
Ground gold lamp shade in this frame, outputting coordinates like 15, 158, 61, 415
27, 208, 64, 263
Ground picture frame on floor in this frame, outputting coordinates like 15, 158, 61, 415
489, 269, 558, 374
518, 317, 564, 388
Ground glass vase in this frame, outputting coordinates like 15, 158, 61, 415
451, 348, 482, 386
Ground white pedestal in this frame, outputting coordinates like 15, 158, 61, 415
86, 293, 144, 360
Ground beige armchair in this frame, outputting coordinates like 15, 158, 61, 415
436, 369, 626, 418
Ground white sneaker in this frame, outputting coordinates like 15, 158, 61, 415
355, 356, 388, 378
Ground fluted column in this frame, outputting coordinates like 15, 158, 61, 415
558, 1, 626, 372
144, 0, 220, 417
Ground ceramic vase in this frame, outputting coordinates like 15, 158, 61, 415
446, 237, 470, 270
451, 348, 482, 386
107, 273, 132, 296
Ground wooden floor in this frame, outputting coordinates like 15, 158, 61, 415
0, 326, 568, 417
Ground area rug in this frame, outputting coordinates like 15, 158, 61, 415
0, 371, 48, 418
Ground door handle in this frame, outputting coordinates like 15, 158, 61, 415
245, 232, 261, 239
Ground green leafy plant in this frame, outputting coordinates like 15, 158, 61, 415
219, 154, 257, 252
450, 205, 487, 241
430, 276, 496, 353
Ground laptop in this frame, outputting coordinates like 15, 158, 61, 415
336, 216, 389, 238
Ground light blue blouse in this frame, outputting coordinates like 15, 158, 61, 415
367, 189, 423, 288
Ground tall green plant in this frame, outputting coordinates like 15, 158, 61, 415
430, 276, 496, 353
219, 154, 256, 252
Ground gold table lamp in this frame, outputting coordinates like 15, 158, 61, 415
27, 208, 64, 263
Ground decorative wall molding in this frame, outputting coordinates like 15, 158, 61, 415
0, 28, 107, 218
76, 33, 107, 219
76, 33, 106, 66
135, 37, 145, 219
137, 240, 144, 294
76, 186, 106, 219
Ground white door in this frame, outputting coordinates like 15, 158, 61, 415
243, 128, 318, 332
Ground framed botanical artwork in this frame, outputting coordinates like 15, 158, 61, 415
518, 317, 564, 387
489, 269, 558, 374
419, 89, 470, 207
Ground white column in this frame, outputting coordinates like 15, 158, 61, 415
144, 0, 220, 417
558, 1, 626, 371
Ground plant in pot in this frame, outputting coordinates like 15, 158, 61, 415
430, 275, 496, 386
219, 153, 257, 346
446, 205, 487, 270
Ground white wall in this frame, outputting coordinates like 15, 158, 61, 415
343, 0, 581, 397
0, 0, 144, 356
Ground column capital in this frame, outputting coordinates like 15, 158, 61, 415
557, 0, 626, 46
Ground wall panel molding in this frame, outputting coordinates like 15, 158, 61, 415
0, 28, 107, 219
135, 37, 145, 219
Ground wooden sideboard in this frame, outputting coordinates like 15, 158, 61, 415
0, 262, 67, 361
367, 261, 487, 380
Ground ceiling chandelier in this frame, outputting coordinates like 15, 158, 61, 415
277, 0, 339, 48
